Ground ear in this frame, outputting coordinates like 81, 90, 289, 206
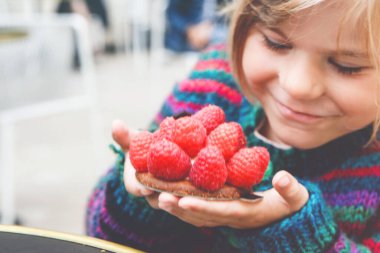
272, 170, 309, 212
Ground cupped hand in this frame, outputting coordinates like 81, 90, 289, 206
112, 120, 159, 208
112, 120, 309, 225
157, 170, 309, 228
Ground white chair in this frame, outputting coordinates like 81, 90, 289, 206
122, 0, 168, 66
0, 13, 99, 224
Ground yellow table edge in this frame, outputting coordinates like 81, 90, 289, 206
0, 225, 144, 253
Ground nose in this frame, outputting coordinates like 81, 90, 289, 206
279, 54, 325, 100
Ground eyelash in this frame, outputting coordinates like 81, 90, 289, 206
263, 34, 364, 76
263, 35, 292, 51
327, 58, 363, 75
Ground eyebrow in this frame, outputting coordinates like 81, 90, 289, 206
333, 50, 368, 58
266, 27, 288, 39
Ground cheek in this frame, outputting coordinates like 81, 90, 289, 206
331, 83, 378, 129
342, 100, 377, 128
242, 38, 278, 91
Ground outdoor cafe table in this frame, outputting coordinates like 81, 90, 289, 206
0, 225, 144, 253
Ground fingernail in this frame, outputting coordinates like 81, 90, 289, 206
278, 176, 290, 188
158, 202, 170, 211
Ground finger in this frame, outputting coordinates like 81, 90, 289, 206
272, 170, 309, 212
158, 193, 216, 227
179, 197, 250, 224
145, 193, 160, 209
112, 120, 130, 152
158, 192, 180, 210
179, 197, 256, 228
179, 197, 245, 216
158, 193, 189, 219
123, 154, 153, 197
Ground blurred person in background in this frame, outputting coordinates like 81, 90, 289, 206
57, 0, 109, 30
165, 0, 230, 53
56, 0, 111, 68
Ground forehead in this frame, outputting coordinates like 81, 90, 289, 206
277, 0, 366, 50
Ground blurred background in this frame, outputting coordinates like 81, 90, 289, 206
0, 0, 229, 235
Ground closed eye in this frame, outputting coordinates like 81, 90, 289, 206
263, 34, 292, 51
328, 58, 364, 76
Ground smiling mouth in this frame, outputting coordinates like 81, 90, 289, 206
276, 100, 324, 124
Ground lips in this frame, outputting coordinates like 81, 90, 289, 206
275, 100, 325, 124
280, 101, 320, 117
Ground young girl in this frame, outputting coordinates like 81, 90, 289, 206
86, 0, 380, 252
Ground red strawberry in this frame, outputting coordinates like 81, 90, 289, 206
189, 146, 227, 191
226, 147, 270, 189
129, 131, 154, 172
193, 105, 225, 134
173, 116, 207, 158
148, 139, 191, 181
207, 122, 247, 160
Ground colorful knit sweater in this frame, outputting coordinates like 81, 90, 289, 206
86, 45, 380, 253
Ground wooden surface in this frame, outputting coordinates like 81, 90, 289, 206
0, 225, 144, 253
0, 30, 28, 42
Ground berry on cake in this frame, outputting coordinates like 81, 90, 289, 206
130, 105, 270, 200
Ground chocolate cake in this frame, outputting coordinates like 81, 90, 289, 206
136, 172, 249, 200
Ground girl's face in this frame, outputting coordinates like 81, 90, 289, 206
242, 1, 378, 149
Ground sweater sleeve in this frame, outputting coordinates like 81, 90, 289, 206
326, 203, 380, 253
215, 180, 339, 253
212, 180, 379, 253
327, 231, 380, 253
86, 146, 209, 252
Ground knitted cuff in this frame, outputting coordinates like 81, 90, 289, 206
216, 181, 339, 253
107, 145, 194, 229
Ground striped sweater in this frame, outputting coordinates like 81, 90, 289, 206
86, 45, 380, 253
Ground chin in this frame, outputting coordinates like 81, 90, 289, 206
276, 130, 332, 150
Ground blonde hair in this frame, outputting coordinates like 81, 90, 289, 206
227, 0, 380, 142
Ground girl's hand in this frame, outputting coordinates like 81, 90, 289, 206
112, 120, 159, 208
157, 170, 309, 228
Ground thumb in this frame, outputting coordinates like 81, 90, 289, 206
112, 120, 131, 152
272, 170, 309, 212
